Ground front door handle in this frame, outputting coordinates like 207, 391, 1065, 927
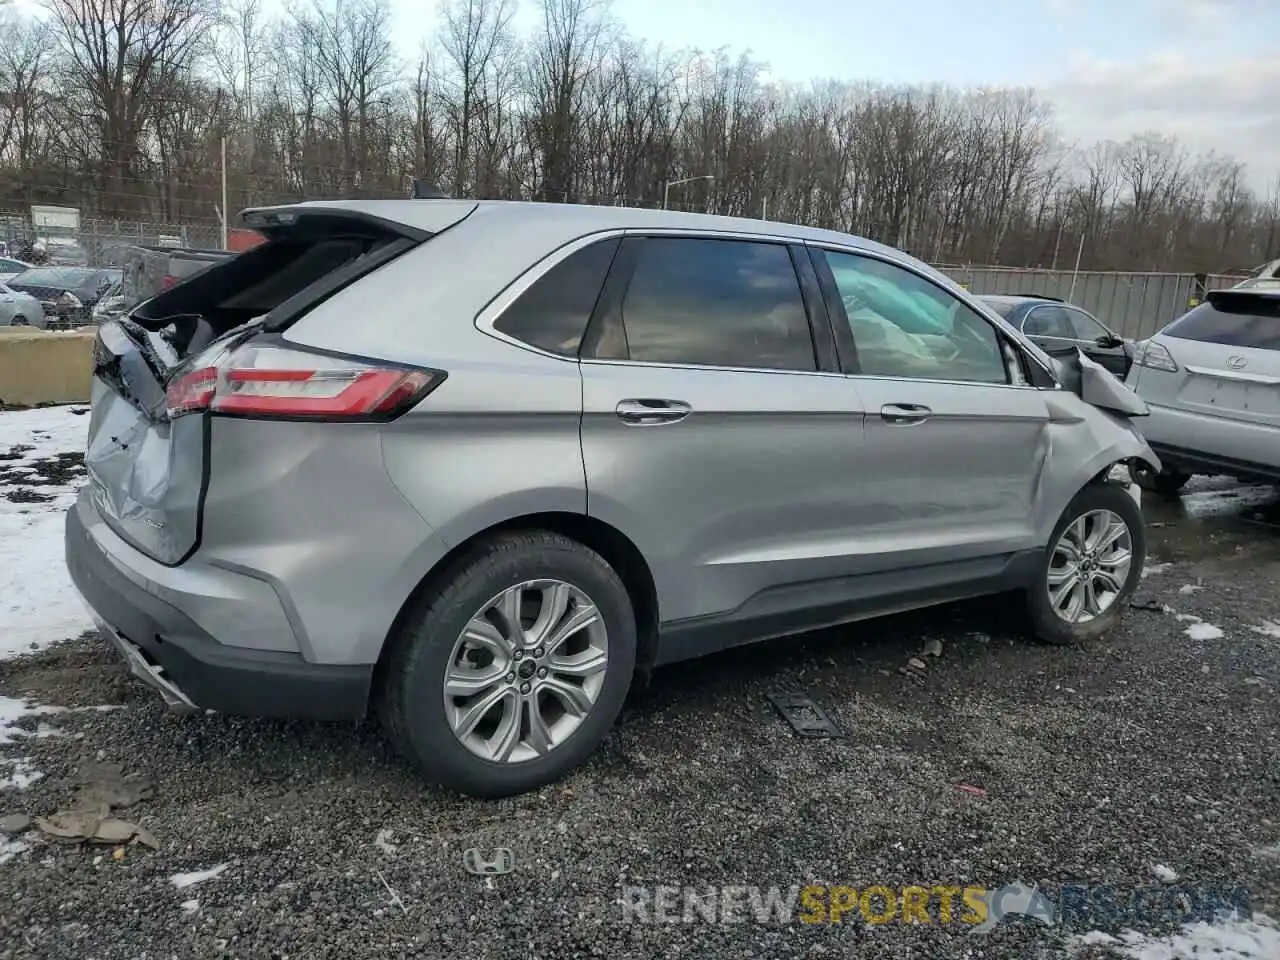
881, 403, 931, 425
616, 399, 692, 426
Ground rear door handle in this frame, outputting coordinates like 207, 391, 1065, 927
880, 403, 931, 425
616, 399, 692, 426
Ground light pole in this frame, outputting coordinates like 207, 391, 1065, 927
662, 175, 714, 210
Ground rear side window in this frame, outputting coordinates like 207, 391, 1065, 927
1163, 294, 1280, 351
493, 236, 620, 357
616, 237, 816, 371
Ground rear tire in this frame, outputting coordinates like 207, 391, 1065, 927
1131, 461, 1190, 497
1026, 482, 1146, 646
376, 530, 636, 798
9, 314, 26, 326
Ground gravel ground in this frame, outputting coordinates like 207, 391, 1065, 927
2, 478, 1279, 959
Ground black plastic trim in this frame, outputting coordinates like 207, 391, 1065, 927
239, 205, 437, 243
652, 549, 1043, 666
807, 246, 860, 375
789, 242, 839, 373
67, 505, 371, 720
1146, 440, 1280, 483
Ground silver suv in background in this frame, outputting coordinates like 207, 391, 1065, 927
66, 200, 1158, 797
1126, 287, 1280, 494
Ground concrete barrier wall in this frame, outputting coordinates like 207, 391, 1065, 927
0, 329, 96, 407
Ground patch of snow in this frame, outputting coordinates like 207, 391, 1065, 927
0, 406, 93, 660
374, 828, 397, 856
0, 837, 30, 864
1100, 912, 1280, 959
179, 899, 200, 914
1, 757, 45, 790
0, 695, 63, 745
1177, 584, 1203, 595
170, 863, 228, 889
1186, 621, 1225, 641
1249, 621, 1280, 639
0, 695, 65, 791
1152, 863, 1179, 883
1141, 562, 1173, 578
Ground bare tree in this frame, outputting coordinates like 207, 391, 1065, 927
437, 0, 515, 196
46, 0, 218, 216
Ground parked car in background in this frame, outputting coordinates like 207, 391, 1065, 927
67, 200, 1158, 798
0, 281, 46, 327
43, 237, 90, 267
0, 256, 32, 283
979, 294, 1134, 378
1126, 287, 1280, 494
6, 265, 121, 328
1235, 258, 1280, 288
110, 243, 234, 312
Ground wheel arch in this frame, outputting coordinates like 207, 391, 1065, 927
371, 511, 661, 698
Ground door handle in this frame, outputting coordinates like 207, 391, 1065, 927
616, 399, 692, 426
880, 403, 931, 425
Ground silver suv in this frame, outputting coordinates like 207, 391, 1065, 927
66, 200, 1158, 797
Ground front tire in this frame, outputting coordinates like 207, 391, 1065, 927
377, 531, 637, 798
9, 314, 26, 326
1026, 482, 1146, 646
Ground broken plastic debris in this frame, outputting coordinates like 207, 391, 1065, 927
922, 639, 943, 657
955, 784, 986, 797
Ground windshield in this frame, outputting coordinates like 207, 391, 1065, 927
11, 267, 101, 288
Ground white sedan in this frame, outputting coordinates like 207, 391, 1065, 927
0, 281, 47, 328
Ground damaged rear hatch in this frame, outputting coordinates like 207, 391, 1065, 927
83, 200, 477, 564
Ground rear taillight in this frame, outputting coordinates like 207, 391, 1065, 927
1133, 339, 1178, 373
165, 343, 443, 420
161, 275, 178, 290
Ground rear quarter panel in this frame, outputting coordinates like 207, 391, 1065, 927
282, 207, 592, 591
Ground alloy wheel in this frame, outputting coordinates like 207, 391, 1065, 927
1046, 509, 1134, 623
443, 579, 609, 763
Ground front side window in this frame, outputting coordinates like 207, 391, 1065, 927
820, 250, 1008, 384
617, 237, 816, 371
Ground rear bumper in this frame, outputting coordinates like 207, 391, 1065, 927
65, 503, 372, 720
1138, 402, 1280, 480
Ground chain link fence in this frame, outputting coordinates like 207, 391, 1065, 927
0, 217, 224, 269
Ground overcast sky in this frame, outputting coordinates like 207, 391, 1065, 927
386, 0, 1280, 193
